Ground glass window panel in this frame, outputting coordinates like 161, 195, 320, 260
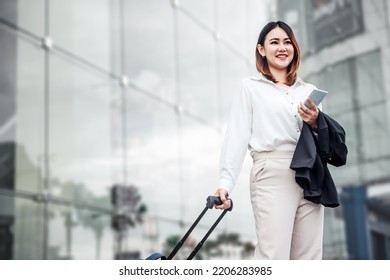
305, 74, 321, 92
180, 116, 219, 218
14, 38, 45, 194
50, 0, 115, 73
48, 204, 114, 259
125, 88, 180, 221
179, 0, 214, 28
12, 197, 44, 259
356, 50, 390, 161
49, 54, 118, 208
124, 0, 175, 105
0, 0, 44, 37
323, 208, 347, 259
305, 0, 364, 51
0, 194, 15, 259
0, 20, 17, 191
178, 12, 218, 125
324, 61, 354, 115
359, 104, 389, 160
360, 158, 390, 184
216, 0, 248, 56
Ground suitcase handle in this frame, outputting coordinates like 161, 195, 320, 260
206, 195, 233, 211
167, 195, 233, 260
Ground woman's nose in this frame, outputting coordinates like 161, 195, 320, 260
278, 44, 286, 51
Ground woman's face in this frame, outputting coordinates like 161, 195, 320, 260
257, 27, 294, 73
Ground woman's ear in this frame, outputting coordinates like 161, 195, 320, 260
257, 44, 265, 57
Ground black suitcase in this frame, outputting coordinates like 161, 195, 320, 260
145, 196, 233, 260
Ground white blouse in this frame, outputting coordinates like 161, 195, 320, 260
219, 73, 320, 194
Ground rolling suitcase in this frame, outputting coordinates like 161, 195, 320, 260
145, 195, 233, 260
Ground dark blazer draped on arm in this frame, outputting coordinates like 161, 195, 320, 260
290, 110, 348, 207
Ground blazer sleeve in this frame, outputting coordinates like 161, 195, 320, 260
317, 112, 348, 167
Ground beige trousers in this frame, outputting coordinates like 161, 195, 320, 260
250, 150, 324, 260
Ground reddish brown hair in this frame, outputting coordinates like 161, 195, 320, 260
255, 21, 301, 86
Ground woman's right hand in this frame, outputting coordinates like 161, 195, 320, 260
214, 188, 231, 210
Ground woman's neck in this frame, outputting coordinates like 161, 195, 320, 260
270, 68, 288, 85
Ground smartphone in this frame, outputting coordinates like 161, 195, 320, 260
304, 89, 328, 109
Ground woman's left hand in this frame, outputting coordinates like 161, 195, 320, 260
298, 98, 319, 128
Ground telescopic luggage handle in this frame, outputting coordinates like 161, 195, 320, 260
166, 195, 233, 260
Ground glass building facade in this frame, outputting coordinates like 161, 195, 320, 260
0, 0, 270, 259
278, 0, 390, 259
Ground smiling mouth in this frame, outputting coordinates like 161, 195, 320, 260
276, 54, 288, 58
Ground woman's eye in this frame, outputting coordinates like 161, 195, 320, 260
270, 41, 278, 44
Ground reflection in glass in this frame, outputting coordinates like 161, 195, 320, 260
50, 0, 114, 72
178, 12, 218, 125
124, 0, 175, 105
14, 39, 45, 194
49, 54, 117, 208
13, 197, 44, 259
216, 0, 248, 56
125, 87, 180, 223
356, 51, 389, 161
48, 204, 114, 259
0, 0, 44, 37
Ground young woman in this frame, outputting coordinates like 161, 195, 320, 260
214, 21, 324, 260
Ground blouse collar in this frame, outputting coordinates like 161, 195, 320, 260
250, 73, 304, 88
